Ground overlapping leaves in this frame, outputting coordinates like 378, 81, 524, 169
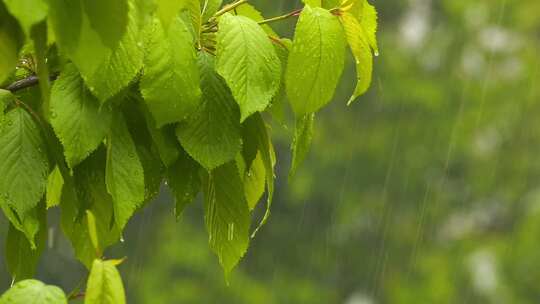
0, 0, 378, 300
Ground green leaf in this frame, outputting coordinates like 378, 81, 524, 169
48, 0, 143, 102
81, 0, 129, 48
46, 166, 64, 208
289, 113, 315, 179
5, 206, 45, 282
358, 0, 378, 54
234, 4, 277, 36
0, 203, 41, 248
243, 152, 266, 210
216, 13, 281, 121
82, 1, 144, 102
3, 0, 47, 34
47, 0, 110, 86
0, 89, 14, 120
201, 0, 222, 22
156, 0, 201, 31
140, 16, 201, 127
86, 210, 101, 256
61, 148, 121, 269
204, 162, 250, 276
0, 108, 49, 216
85, 259, 126, 304
176, 52, 241, 170
340, 12, 373, 104
0, 280, 67, 304
269, 38, 292, 126
0, 3, 24, 84
144, 114, 180, 167
167, 150, 201, 219
303, 0, 322, 7
285, 5, 346, 115
50, 64, 112, 169
241, 113, 276, 236
106, 112, 145, 230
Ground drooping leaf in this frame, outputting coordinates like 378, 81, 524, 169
82, 1, 144, 102
0, 203, 41, 248
216, 13, 281, 121
358, 0, 378, 54
204, 161, 250, 276
5, 208, 45, 282
167, 150, 201, 219
243, 152, 266, 210
3, 0, 47, 34
289, 113, 315, 179
140, 16, 201, 127
0, 89, 14, 120
340, 12, 373, 104
61, 148, 121, 269
46, 166, 64, 208
241, 113, 276, 236
0, 280, 67, 304
0, 108, 49, 216
285, 5, 346, 115
48, 0, 143, 102
81, 0, 129, 48
106, 112, 145, 230
176, 52, 241, 170
143, 111, 180, 167
0, 3, 24, 84
50, 64, 112, 169
85, 259, 126, 304
47, 0, 110, 87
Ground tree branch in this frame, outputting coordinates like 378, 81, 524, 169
4, 74, 58, 93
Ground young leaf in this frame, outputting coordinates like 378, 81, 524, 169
85, 259, 126, 304
216, 13, 281, 121
0, 3, 24, 84
3, 0, 47, 34
234, 4, 278, 36
176, 52, 241, 170
204, 162, 250, 276
50, 64, 112, 169
340, 12, 373, 104
167, 150, 201, 219
303, 0, 322, 7
140, 16, 201, 127
0, 280, 67, 304
156, 0, 201, 31
0, 108, 49, 216
358, 0, 378, 55
81, 0, 129, 48
285, 5, 346, 115
289, 113, 315, 179
106, 112, 145, 230
46, 166, 64, 209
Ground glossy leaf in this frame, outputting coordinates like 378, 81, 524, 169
0, 280, 67, 304
81, 0, 129, 48
85, 259, 126, 304
50, 64, 112, 169
46, 166, 64, 209
285, 5, 346, 115
0, 108, 49, 216
106, 112, 145, 230
176, 52, 241, 170
140, 16, 201, 127
204, 162, 250, 276
216, 13, 281, 121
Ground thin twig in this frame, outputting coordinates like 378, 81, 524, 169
258, 8, 303, 25
5, 73, 58, 93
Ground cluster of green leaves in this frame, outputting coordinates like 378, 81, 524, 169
0, 0, 377, 302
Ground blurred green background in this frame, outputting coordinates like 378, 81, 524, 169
3, 0, 540, 303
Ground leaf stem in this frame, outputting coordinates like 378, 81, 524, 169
258, 8, 303, 25
214, 0, 248, 18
